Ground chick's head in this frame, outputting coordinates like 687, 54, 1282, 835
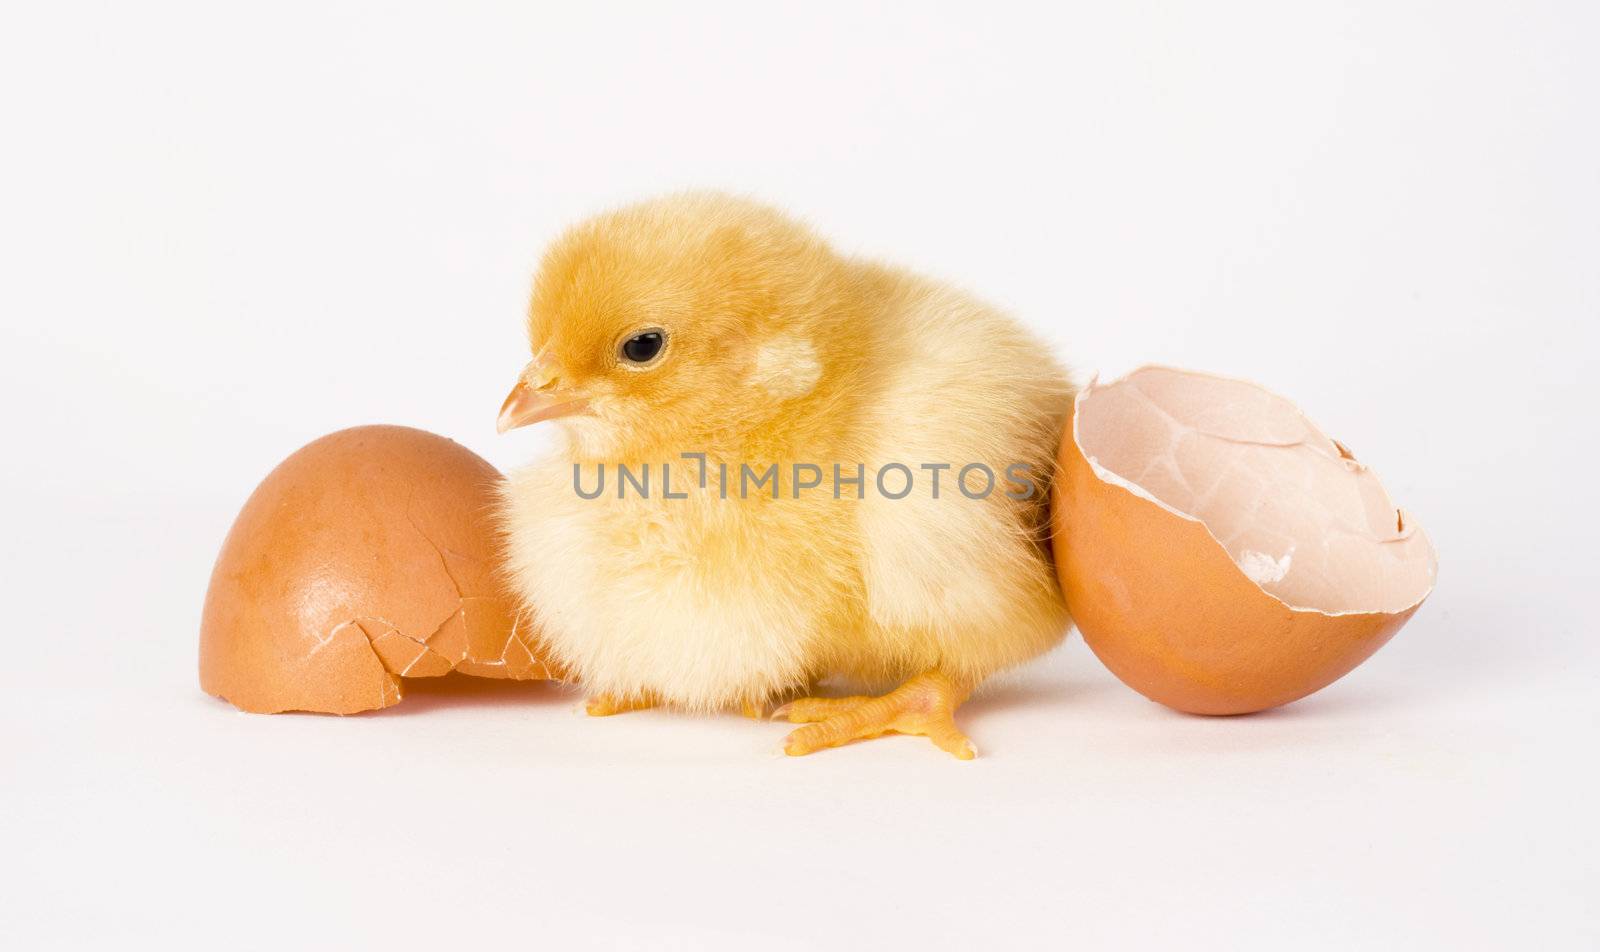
498, 193, 845, 459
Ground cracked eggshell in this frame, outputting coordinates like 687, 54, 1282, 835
200, 425, 553, 714
1052, 366, 1437, 715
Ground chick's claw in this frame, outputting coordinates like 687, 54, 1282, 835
777, 671, 976, 760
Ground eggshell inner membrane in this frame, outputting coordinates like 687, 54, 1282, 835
1074, 366, 1436, 615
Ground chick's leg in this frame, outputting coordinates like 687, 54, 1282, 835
741, 699, 779, 719
740, 682, 817, 719
585, 692, 659, 716
773, 671, 975, 759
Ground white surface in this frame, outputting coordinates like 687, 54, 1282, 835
3, 2, 1597, 949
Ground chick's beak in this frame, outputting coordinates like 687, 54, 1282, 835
496, 355, 591, 433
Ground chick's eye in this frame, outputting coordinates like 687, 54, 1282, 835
620, 330, 665, 364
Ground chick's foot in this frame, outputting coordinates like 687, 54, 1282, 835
585, 692, 659, 716
773, 671, 975, 759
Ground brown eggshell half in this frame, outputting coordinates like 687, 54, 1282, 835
199, 425, 553, 714
1052, 366, 1437, 715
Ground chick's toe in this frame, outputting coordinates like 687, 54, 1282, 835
778, 671, 976, 760
585, 693, 659, 717
770, 696, 871, 723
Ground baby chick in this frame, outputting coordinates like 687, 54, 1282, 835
497, 193, 1073, 758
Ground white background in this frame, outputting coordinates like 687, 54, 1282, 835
3, 2, 1596, 949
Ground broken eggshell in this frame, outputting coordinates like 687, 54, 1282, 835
1052, 366, 1437, 715
199, 425, 553, 714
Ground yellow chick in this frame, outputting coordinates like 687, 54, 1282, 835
496, 193, 1073, 758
